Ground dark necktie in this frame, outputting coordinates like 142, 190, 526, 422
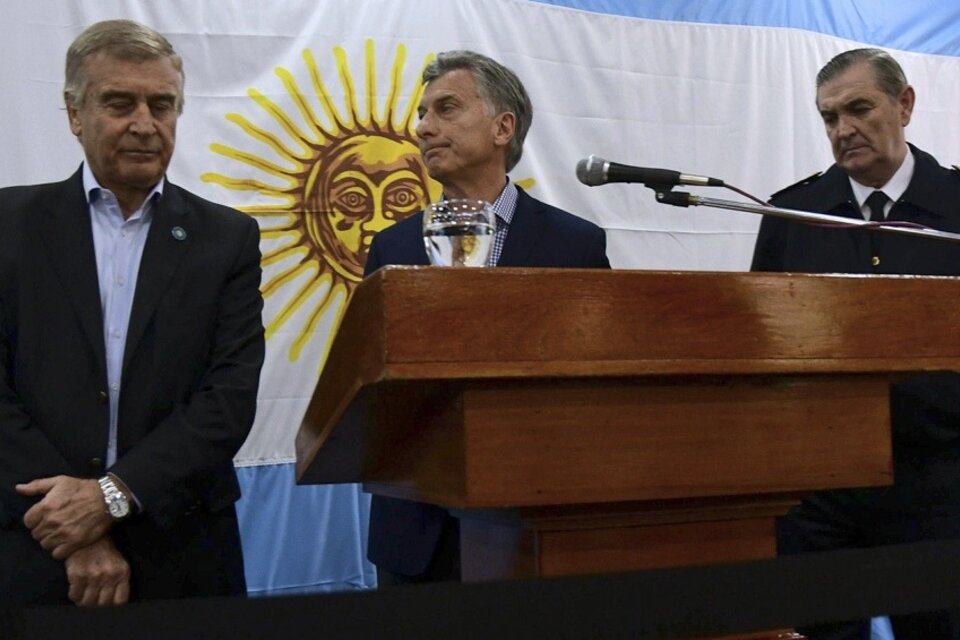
865, 190, 889, 271
865, 190, 889, 223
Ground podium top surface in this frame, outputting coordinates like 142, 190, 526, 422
295, 267, 960, 484
335, 266, 960, 379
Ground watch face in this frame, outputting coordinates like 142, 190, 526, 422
106, 493, 130, 518
99, 477, 130, 519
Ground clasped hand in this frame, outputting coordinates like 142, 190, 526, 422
16, 475, 112, 560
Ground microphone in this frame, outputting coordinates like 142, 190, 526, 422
576, 155, 724, 188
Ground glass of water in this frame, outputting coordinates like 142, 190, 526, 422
422, 199, 496, 267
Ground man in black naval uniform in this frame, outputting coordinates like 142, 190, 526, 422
752, 48, 960, 640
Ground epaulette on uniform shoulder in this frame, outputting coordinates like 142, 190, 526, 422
769, 171, 823, 200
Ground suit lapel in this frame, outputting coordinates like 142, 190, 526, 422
35, 169, 106, 372
496, 188, 540, 267
809, 168, 868, 262
123, 183, 191, 374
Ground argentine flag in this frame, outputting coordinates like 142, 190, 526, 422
2, 3, 958, 636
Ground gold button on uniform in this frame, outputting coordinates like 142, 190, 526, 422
872, 256, 880, 267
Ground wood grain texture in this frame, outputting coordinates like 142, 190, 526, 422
295, 268, 937, 639
298, 267, 960, 482
360, 375, 890, 507
375, 267, 960, 373
461, 515, 776, 578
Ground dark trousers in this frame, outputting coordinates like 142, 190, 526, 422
778, 488, 960, 640
376, 518, 461, 587
114, 505, 247, 600
0, 526, 71, 606
0, 505, 246, 606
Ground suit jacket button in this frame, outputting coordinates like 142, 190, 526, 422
98, 390, 108, 404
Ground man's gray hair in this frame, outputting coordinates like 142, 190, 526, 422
423, 50, 533, 172
64, 19, 184, 112
816, 48, 908, 102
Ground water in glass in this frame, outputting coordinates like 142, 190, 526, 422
422, 199, 496, 267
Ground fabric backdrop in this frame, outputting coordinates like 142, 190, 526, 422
2, 6, 958, 630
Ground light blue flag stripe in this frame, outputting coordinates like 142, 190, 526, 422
531, 0, 960, 57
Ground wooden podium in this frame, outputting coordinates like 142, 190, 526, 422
296, 267, 960, 632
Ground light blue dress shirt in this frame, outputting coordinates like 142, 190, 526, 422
83, 163, 160, 469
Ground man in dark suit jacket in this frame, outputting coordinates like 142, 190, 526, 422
364, 50, 610, 585
752, 48, 960, 640
0, 19, 264, 607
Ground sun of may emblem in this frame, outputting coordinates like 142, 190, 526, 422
202, 40, 443, 363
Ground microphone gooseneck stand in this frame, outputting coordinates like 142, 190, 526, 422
649, 184, 960, 245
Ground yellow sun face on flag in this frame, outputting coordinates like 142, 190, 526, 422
202, 41, 442, 363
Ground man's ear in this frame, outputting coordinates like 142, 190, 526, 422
66, 96, 82, 137
493, 111, 516, 148
899, 84, 916, 128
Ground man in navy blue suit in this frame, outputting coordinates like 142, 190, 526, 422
364, 50, 610, 585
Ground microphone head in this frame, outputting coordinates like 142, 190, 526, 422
576, 155, 607, 186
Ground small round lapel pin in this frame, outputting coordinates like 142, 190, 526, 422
171, 226, 187, 241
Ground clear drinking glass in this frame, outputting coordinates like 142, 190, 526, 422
422, 199, 496, 267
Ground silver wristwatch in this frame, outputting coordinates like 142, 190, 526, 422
98, 475, 131, 520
